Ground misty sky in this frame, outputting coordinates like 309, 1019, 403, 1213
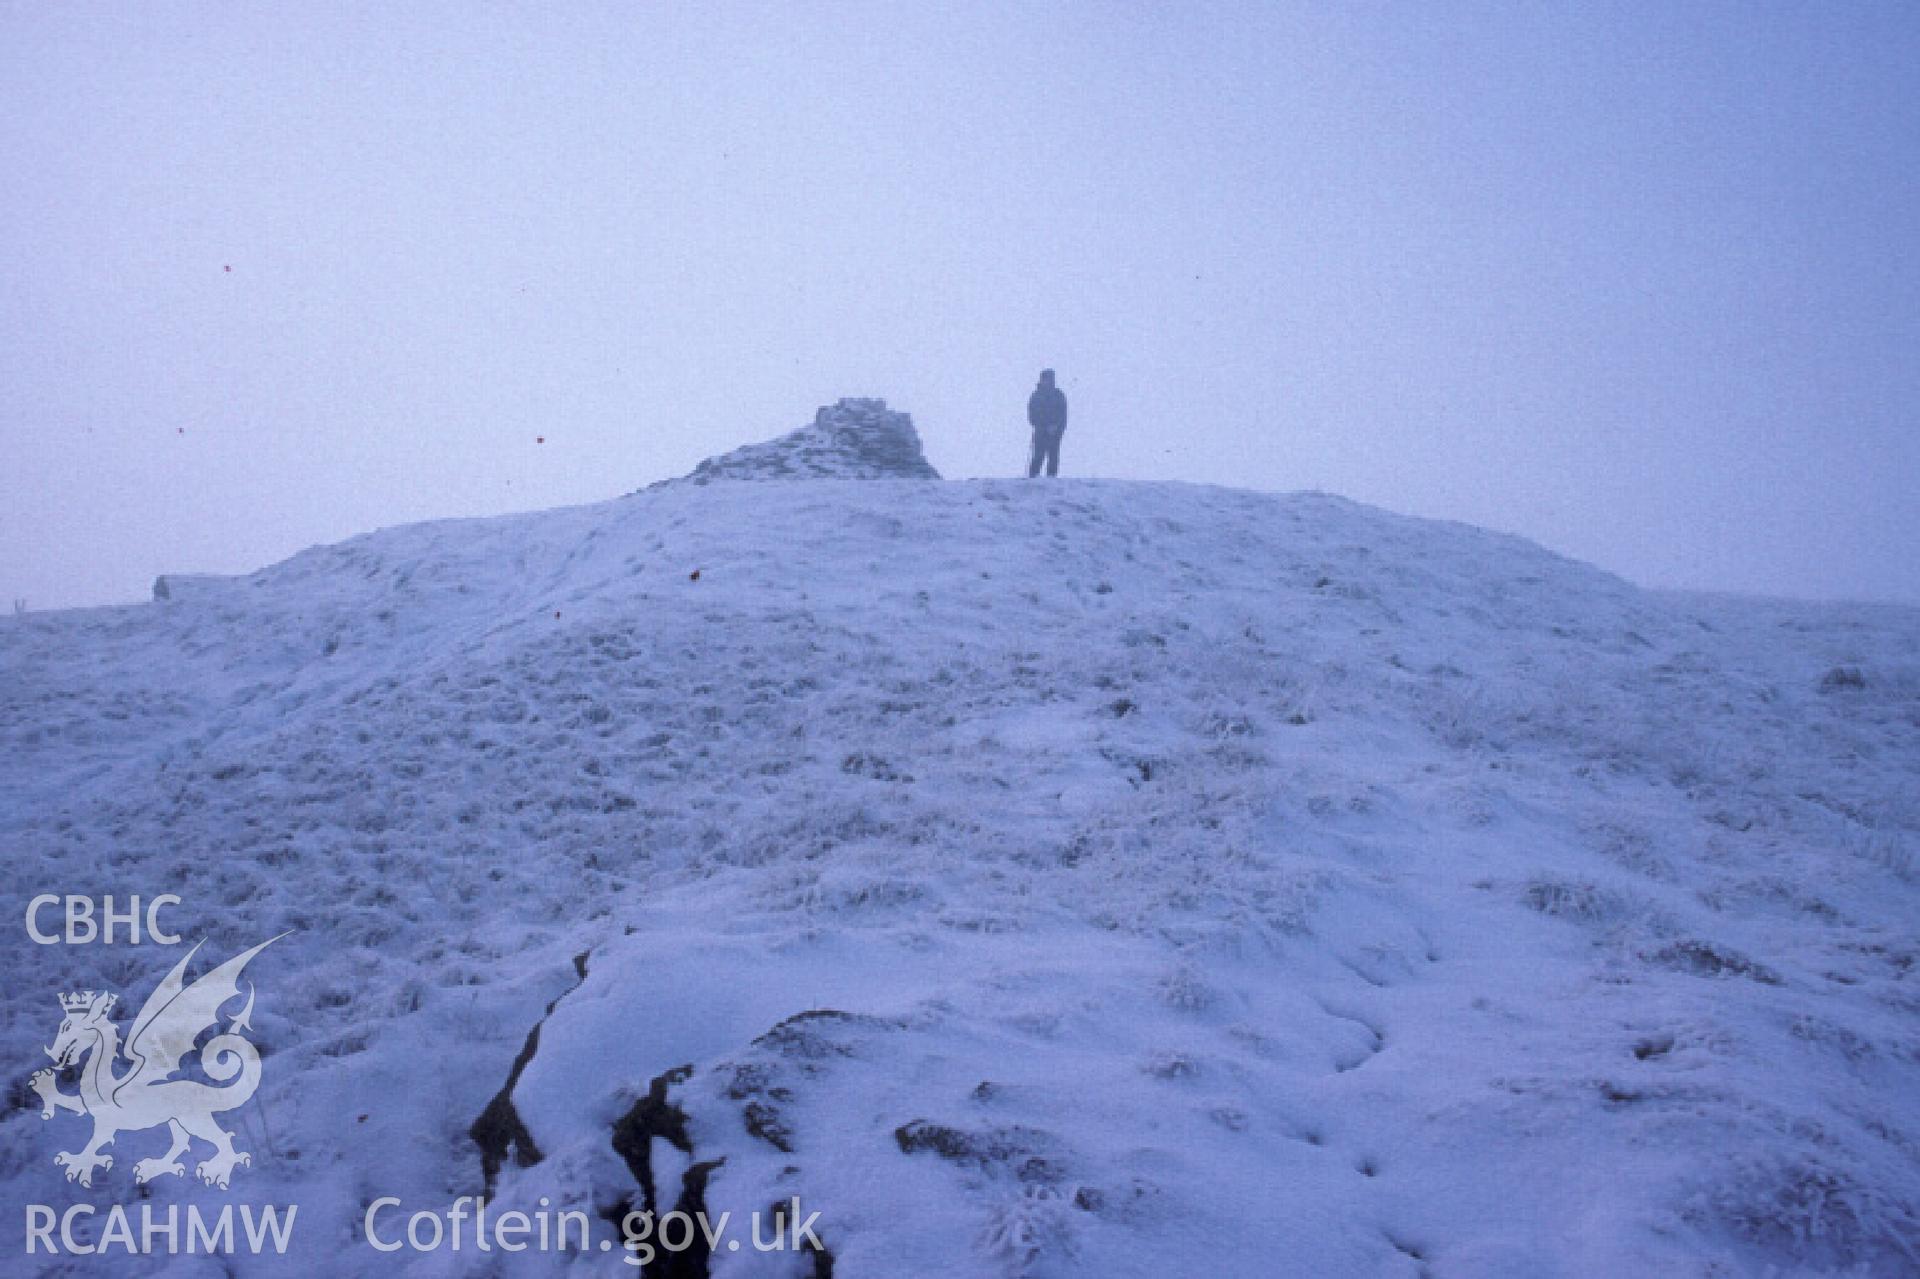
4, 2, 1916, 611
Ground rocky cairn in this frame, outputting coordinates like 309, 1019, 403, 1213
683, 398, 941, 483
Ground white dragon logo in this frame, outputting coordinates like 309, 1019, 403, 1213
29, 935, 284, 1189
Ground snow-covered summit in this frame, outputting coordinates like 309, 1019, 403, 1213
2, 472, 1916, 1276
681, 396, 941, 483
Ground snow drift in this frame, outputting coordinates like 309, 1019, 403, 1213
2, 401, 1916, 1276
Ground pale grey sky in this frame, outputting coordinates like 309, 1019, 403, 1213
4, 2, 1916, 610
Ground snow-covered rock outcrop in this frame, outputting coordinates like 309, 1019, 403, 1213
2, 460, 1916, 1276
682, 397, 940, 483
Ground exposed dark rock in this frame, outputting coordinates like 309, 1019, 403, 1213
765, 1197, 837, 1278
469, 950, 592, 1196
741, 1100, 794, 1153
1648, 940, 1783, 985
608, 1060, 840, 1279
469, 1046, 541, 1194
651, 1157, 725, 1279
601, 1010, 878, 1275
893, 1119, 1064, 1184
609, 1064, 732, 1279
610, 1063, 697, 1216
721, 1010, 878, 1152
751, 1008, 879, 1059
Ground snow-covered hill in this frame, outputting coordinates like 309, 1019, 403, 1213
2, 404, 1916, 1277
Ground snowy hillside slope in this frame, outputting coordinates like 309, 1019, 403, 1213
1, 407, 1917, 1276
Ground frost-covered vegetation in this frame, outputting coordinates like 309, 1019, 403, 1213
2, 421, 1915, 1274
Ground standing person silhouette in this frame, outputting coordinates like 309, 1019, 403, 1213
1026, 369, 1067, 478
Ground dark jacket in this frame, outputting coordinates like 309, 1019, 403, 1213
1028, 380, 1067, 433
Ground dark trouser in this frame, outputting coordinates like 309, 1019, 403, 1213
1028, 427, 1063, 478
